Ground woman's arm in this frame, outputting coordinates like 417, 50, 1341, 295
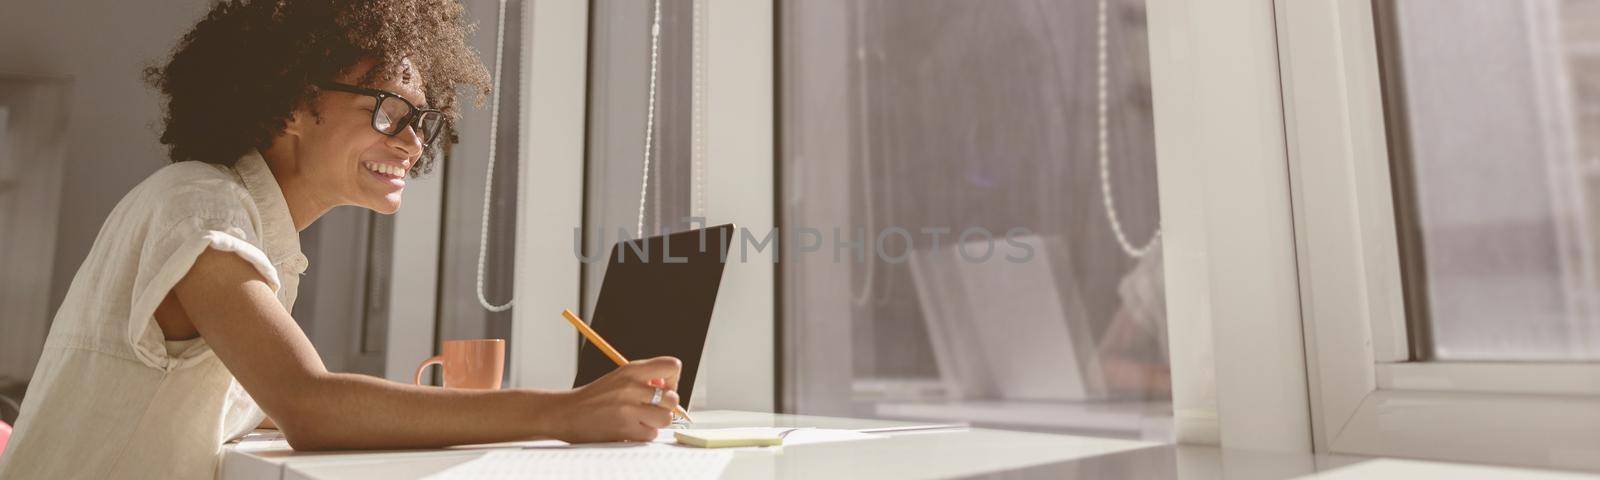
173, 248, 681, 450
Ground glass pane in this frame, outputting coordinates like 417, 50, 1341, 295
432, 0, 525, 385
779, 0, 1171, 439
1378, 0, 1600, 360
583, 0, 696, 316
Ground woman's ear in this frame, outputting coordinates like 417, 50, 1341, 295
281, 108, 307, 137
265, 105, 310, 156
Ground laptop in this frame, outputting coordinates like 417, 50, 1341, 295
571, 224, 735, 407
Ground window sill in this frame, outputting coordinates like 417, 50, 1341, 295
1331, 389, 1600, 472
1376, 362, 1600, 396
873, 399, 1171, 440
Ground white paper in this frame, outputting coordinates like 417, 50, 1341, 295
444, 427, 884, 453
424, 449, 732, 480
656, 427, 882, 449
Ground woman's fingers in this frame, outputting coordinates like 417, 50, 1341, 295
628, 423, 660, 442
622, 356, 682, 390
631, 403, 674, 429
623, 382, 681, 411
659, 390, 681, 410
621, 403, 673, 435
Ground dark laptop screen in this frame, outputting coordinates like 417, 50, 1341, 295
572, 224, 733, 407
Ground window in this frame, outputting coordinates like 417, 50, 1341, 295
432, 0, 525, 385
779, 0, 1171, 439
1379, 0, 1600, 361
1279, 0, 1600, 469
582, 0, 698, 316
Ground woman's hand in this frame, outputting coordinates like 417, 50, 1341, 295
1096, 308, 1172, 398
548, 356, 684, 443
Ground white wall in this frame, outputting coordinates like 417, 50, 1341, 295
0, 1, 404, 380
0, 77, 70, 387
0, 0, 214, 322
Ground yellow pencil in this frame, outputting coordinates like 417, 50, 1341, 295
561, 309, 694, 423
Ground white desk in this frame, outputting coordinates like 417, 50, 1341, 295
220, 410, 1155, 479
221, 410, 1600, 480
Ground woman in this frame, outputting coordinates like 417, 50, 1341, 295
0, 1, 680, 478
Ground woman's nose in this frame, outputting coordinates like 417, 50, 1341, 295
388, 123, 424, 156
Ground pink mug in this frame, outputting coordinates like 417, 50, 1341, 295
414, 339, 506, 389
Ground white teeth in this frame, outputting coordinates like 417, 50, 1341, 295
365, 162, 404, 178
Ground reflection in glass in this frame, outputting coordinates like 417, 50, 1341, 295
779, 0, 1169, 439
1379, 0, 1600, 360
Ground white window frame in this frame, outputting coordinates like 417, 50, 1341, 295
1275, 0, 1600, 470
511, 0, 776, 412
510, 0, 589, 390
516, 0, 1600, 465
695, 0, 777, 412
1144, 0, 1314, 452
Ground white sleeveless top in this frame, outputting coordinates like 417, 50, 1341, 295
0, 151, 308, 480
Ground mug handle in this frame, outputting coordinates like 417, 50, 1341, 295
414, 355, 444, 386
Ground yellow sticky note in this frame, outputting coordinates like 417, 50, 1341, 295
673, 430, 784, 448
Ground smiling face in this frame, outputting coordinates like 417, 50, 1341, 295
274, 58, 431, 216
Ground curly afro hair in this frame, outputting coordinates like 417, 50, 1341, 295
144, 0, 492, 176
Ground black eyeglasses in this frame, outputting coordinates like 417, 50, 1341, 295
319, 82, 445, 147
